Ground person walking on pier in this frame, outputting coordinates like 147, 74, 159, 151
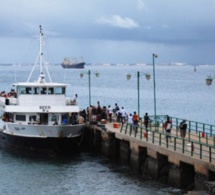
179, 119, 187, 138
113, 103, 119, 113
107, 105, 112, 122
128, 113, 133, 134
87, 106, 93, 122
92, 106, 97, 121
133, 111, 139, 133
164, 116, 172, 142
144, 112, 149, 130
120, 107, 127, 123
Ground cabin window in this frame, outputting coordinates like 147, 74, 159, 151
48, 87, 54, 94
8, 113, 14, 121
16, 115, 26, 121
55, 87, 65, 94
26, 87, 32, 94
19, 86, 26, 94
50, 114, 59, 122
62, 114, 68, 124
33, 87, 40, 94
29, 115, 37, 122
0, 110, 4, 118
40, 87, 47, 94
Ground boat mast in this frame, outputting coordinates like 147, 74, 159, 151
27, 25, 52, 83
39, 25, 44, 78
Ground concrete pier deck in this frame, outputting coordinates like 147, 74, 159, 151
105, 121, 215, 165
86, 118, 215, 192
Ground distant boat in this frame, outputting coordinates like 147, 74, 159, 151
61, 57, 85, 69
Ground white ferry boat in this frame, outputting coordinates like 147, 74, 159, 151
0, 26, 85, 154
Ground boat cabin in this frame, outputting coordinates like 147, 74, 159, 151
0, 82, 80, 126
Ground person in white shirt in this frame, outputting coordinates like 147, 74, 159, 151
128, 113, 133, 134
120, 107, 127, 123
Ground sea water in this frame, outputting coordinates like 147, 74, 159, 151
58, 64, 213, 125
2, 64, 214, 125
0, 150, 186, 195
0, 64, 213, 194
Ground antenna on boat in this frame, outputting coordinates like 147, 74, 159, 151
27, 25, 52, 83
39, 25, 44, 80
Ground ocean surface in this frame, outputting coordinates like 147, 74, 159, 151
0, 63, 214, 194
2, 63, 214, 124
0, 151, 183, 195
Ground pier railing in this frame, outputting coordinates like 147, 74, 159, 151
142, 115, 215, 144
120, 116, 215, 163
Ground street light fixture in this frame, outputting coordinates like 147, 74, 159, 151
126, 71, 151, 117
206, 75, 213, 86
80, 70, 99, 106
152, 53, 158, 124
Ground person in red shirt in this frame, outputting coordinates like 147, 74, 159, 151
132, 111, 139, 133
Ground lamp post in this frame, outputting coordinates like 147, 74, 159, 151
152, 53, 158, 123
88, 70, 91, 106
127, 71, 150, 117
80, 70, 99, 106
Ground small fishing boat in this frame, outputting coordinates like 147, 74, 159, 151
0, 26, 85, 154
61, 58, 85, 69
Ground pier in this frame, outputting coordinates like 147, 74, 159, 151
82, 115, 215, 194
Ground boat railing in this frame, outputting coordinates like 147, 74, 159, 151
66, 97, 78, 105
0, 97, 18, 106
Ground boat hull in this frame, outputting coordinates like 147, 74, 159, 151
0, 130, 84, 154
61, 62, 85, 69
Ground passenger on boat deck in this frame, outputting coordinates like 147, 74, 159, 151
2, 113, 10, 122
10, 89, 17, 98
53, 120, 58, 125
78, 115, 85, 124
72, 94, 78, 104
6, 89, 17, 98
0, 91, 6, 97
62, 118, 68, 124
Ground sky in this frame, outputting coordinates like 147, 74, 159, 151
0, 0, 215, 64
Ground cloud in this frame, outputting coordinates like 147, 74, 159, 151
1, 0, 215, 64
97, 15, 139, 29
137, 0, 145, 10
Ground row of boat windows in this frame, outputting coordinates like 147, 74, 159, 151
18, 86, 66, 95
16, 114, 60, 122
2, 113, 63, 123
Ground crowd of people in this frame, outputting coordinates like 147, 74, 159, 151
84, 102, 149, 133
163, 116, 188, 142
83, 101, 188, 141
0, 89, 17, 98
